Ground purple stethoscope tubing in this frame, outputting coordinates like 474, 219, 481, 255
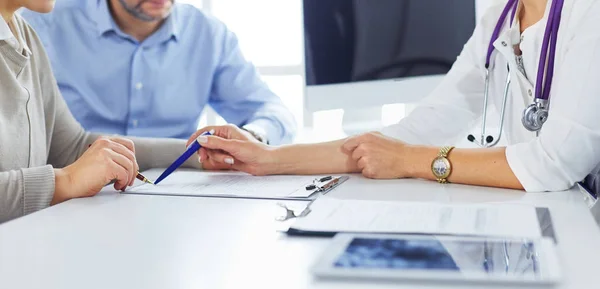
473, 0, 564, 147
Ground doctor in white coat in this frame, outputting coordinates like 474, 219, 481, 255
188, 0, 600, 193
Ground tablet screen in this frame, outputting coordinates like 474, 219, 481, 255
333, 237, 540, 278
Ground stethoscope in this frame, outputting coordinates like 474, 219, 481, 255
468, 0, 564, 147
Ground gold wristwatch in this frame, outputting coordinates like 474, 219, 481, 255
431, 146, 455, 183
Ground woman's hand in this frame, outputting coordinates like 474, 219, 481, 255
52, 137, 139, 205
186, 124, 259, 170
193, 134, 278, 176
342, 132, 412, 179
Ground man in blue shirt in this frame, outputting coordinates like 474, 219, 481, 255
21, 0, 296, 145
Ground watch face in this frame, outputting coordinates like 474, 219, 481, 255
432, 157, 451, 178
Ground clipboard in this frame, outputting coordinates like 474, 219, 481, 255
121, 169, 350, 201
578, 181, 600, 226
577, 181, 598, 209
278, 200, 558, 244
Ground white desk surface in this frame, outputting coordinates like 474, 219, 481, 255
0, 175, 599, 289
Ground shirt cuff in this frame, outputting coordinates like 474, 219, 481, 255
243, 119, 279, 145
21, 165, 55, 215
380, 124, 424, 145
505, 143, 572, 192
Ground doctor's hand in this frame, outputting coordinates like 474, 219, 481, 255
187, 124, 260, 171
342, 132, 411, 179
52, 137, 139, 205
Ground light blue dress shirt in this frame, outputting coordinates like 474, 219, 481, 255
21, 0, 296, 144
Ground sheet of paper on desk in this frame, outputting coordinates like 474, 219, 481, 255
290, 198, 542, 238
125, 169, 322, 199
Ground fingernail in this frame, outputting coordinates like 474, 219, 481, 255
209, 129, 215, 135
197, 136, 208, 143
224, 157, 234, 165
198, 156, 203, 163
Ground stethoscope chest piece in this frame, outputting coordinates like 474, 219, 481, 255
467, 0, 564, 146
521, 100, 549, 132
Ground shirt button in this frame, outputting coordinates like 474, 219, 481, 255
135, 82, 143, 90
132, 119, 139, 127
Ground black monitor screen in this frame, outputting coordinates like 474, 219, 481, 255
303, 0, 476, 86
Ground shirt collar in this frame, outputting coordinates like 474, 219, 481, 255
89, 0, 116, 37
0, 16, 13, 41
89, 0, 180, 42
0, 15, 32, 56
162, 8, 180, 42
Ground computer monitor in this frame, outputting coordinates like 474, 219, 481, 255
302, 0, 483, 129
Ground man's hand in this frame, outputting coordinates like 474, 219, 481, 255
342, 132, 412, 179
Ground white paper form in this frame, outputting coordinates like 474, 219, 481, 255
124, 169, 329, 199
290, 198, 542, 238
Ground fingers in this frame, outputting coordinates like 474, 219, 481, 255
343, 132, 382, 152
355, 157, 377, 179
201, 158, 236, 171
351, 144, 367, 161
357, 157, 367, 170
106, 148, 135, 189
93, 137, 137, 187
198, 147, 209, 163
106, 141, 137, 186
196, 135, 238, 153
107, 137, 135, 154
206, 149, 235, 165
188, 125, 253, 148
342, 135, 361, 152
187, 127, 217, 147
109, 160, 131, 191
352, 145, 375, 179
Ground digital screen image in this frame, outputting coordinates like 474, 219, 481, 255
334, 238, 459, 270
333, 237, 540, 278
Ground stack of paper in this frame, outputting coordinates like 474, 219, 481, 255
289, 198, 542, 238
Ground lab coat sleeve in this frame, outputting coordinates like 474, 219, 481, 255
505, 15, 600, 192
208, 25, 297, 145
380, 18, 486, 146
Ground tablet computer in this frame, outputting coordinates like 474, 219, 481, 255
312, 234, 561, 285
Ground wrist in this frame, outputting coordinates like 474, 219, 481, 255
267, 145, 294, 175
51, 168, 73, 205
263, 146, 282, 175
405, 145, 440, 180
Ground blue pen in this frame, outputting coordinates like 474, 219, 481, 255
154, 130, 213, 185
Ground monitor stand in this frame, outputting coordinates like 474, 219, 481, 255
341, 107, 383, 136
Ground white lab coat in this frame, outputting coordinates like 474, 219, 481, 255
382, 0, 600, 192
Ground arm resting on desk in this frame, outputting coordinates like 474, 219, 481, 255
197, 133, 524, 190
405, 146, 523, 190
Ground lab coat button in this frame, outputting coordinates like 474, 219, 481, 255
528, 89, 533, 97
501, 41, 508, 47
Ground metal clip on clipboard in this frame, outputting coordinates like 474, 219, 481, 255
276, 176, 349, 222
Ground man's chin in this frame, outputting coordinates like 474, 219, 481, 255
28, 1, 56, 14
144, 10, 173, 21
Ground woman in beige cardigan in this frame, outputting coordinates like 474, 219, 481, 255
0, 1, 199, 223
